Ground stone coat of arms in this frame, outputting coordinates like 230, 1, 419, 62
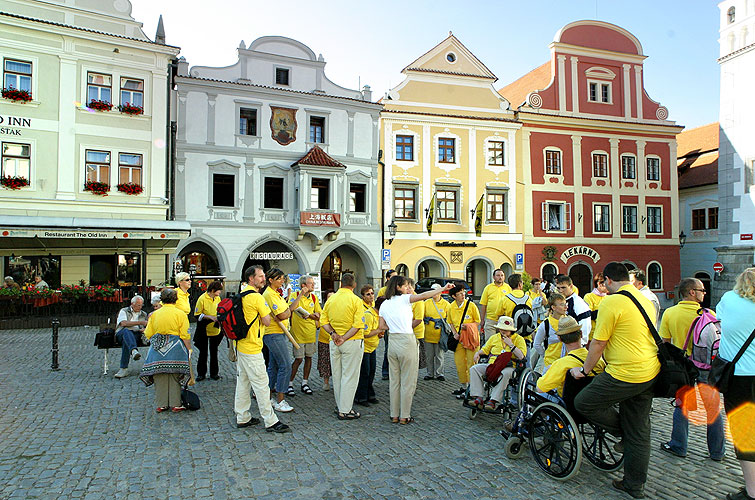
270, 106, 297, 145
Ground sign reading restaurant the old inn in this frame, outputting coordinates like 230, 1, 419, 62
560, 246, 601, 264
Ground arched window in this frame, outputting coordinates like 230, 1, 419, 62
418, 261, 430, 280
542, 263, 557, 284
396, 264, 409, 277
623, 261, 637, 272
647, 262, 662, 290
728, 6, 736, 23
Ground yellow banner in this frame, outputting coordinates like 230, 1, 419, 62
474, 195, 484, 237
426, 193, 436, 236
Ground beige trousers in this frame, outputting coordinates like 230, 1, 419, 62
388, 333, 419, 419
330, 339, 364, 414
234, 351, 278, 427
154, 373, 182, 408
469, 364, 515, 403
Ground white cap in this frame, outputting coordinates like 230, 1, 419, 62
431, 283, 442, 290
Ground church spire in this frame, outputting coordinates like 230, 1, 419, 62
155, 15, 165, 45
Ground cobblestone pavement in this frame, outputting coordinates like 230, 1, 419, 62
0, 326, 745, 500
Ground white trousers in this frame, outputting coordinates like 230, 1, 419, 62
388, 333, 419, 419
469, 363, 515, 403
234, 351, 278, 427
330, 339, 364, 414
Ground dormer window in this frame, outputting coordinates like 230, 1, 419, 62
275, 68, 289, 86
589, 82, 611, 103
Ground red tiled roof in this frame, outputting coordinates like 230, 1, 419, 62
498, 61, 551, 107
292, 146, 346, 168
677, 122, 718, 158
678, 158, 717, 189
677, 123, 718, 189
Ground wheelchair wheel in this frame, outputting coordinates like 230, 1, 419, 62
527, 402, 582, 481
517, 368, 537, 410
579, 422, 624, 472
469, 408, 478, 420
504, 437, 526, 459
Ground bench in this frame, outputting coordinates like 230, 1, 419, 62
94, 322, 149, 375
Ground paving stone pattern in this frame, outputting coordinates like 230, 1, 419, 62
0, 326, 745, 499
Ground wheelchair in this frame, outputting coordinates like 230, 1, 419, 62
501, 369, 624, 481
461, 355, 529, 421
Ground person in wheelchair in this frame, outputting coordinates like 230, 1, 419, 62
468, 316, 527, 411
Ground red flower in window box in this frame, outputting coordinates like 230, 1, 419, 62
116, 182, 143, 195
1, 175, 30, 190
2, 88, 32, 102
117, 103, 144, 115
84, 180, 110, 196
88, 99, 112, 112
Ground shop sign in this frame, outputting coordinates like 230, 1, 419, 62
0, 115, 32, 136
0, 228, 185, 239
300, 211, 340, 227
560, 245, 600, 264
435, 241, 477, 248
250, 251, 294, 261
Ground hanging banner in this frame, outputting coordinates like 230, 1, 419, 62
426, 193, 436, 236
473, 194, 484, 237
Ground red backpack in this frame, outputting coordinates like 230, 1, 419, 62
217, 289, 259, 341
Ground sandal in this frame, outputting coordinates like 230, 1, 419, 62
399, 417, 415, 425
286, 386, 296, 397
390, 417, 399, 423
156, 406, 169, 413
337, 410, 361, 420
301, 383, 313, 395
171, 406, 186, 413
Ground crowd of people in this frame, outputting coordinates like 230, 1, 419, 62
110, 263, 755, 499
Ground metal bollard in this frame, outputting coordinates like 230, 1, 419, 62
51, 317, 60, 371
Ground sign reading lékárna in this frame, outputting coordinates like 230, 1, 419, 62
560, 246, 600, 263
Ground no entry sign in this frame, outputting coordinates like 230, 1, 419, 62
713, 262, 724, 273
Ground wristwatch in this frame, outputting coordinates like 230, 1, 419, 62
579, 367, 586, 375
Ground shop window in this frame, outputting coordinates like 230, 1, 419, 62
436, 188, 458, 222
349, 183, 366, 213
239, 108, 257, 136
692, 208, 706, 230
622, 205, 638, 233
438, 138, 455, 163
646, 157, 660, 181
1, 142, 30, 178
87, 72, 112, 103
542, 201, 571, 231
647, 206, 662, 234
309, 116, 325, 143
592, 153, 608, 178
621, 155, 636, 179
486, 190, 507, 223
120, 78, 144, 108
212, 173, 235, 207
545, 149, 561, 175
90, 255, 116, 285
118, 153, 142, 185
310, 177, 330, 209
85, 149, 110, 183
488, 141, 505, 166
3, 59, 32, 93
4, 255, 61, 289
117, 253, 141, 285
275, 68, 289, 86
393, 185, 416, 220
396, 135, 414, 161
648, 262, 662, 290
594, 204, 610, 233
708, 207, 718, 229
263, 177, 284, 209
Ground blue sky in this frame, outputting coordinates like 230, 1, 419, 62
131, 0, 720, 130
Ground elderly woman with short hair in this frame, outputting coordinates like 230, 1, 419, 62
174, 271, 192, 315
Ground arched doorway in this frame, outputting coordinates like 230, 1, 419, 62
319, 244, 369, 291
569, 262, 592, 298
179, 241, 221, 276
500, 262, 513, 279
321, 250, 342, 291
695, 272, 712, 309
465, 258, 491, 298
417, 257, 446, 280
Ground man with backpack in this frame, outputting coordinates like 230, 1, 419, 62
658, 277, 724, 461
498, 274, 535, 343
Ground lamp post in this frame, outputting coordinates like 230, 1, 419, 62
679, 231, 687, 249
388, 221, 398, 245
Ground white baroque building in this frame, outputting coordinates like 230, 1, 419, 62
173, 36, 383, 291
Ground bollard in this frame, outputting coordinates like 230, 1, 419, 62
51, 317, 60, 371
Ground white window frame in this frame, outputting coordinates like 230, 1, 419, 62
621, 154, 637, 180
1, 141, 32, 179
274, 66, 291, 87
305, 109, 330, 146
646, 155, 661, 182
117, 152, 143, 186
621, 204, 638, 234
3, 58, 32, 94
587, 79, 612, 104
593, 203, 611, 233
591, 150, 609, 178
646, 261, 663, 291
646, 205, 663, 234
541, 200, 572, 232
544, 147, 563, 176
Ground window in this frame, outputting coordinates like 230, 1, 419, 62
446, 52, 456, 63
545, 150, 561, 175
594, 204, 610, 233
1, 142, 30, 178
3, 59, 32, 93
728, 6, 736, 23
5, 255, 61, 289
592, 153, 608, 177
310, 177, 330, 209
438, 138, 455, 163
692, 208, 706, 230
418, 261, 430, 280
648, 262, 662, 290
118, 153, 142, 185
212, 174, 234, 207
622, 206, 638, 233
488, 141, 505, 166
542, 263, 558, 283
436, 189, 457, 222
349, 183, 366, 212
646, 157, 660, 181
396, 264, 409, 277
85, 150, 110, 183
588, 82, 611, 103
621, 155, 636, 179
275, 68, 289, 86
263, 177, 284, 209
87, 72, 112, 103
486, 191, 507, 222
309, 116, 325, 143
393, 186, 416, 220
120, 78, 143, 108
239, 108, 257, 136
647, 206, 662, 234
396, 135, 414, 161
541, 201, 571, 231
708, 207, 719, 229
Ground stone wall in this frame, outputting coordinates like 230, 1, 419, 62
712, 244, 755, 306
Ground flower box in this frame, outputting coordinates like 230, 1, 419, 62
84, 180, 110, 196
2, 88, 32, 102
1, 175, 30, 190
117, 103, 144, 115
116, 182, 143, 195
88, 99, 113, 112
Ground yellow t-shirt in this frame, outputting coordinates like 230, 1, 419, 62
583, 292, 605, 341
424, 297, 448, 344
288, 291, 321, 344
236, 286, 271, 355
377, 286, 387, 298
362, 302, 380, 353
193, 292, 221, 336
498, 289, 533, 319
447, 299, 481, 331
536, 347, 606, 396
176, 289, 191, 314
262, 287, 290, 335
543, 316, 564, 368
659, 300, 709, 355
480, 332, 527, 363
412, 300, 425, 339
320, 287, 365, 341
144, 303, 190, 340
479, 282, 513, 320
593, 284, 661, 383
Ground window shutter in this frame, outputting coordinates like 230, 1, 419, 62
541, 202, 548, 230
566, 203, 572, 231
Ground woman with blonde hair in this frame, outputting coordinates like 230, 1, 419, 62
174, 271, 192, 314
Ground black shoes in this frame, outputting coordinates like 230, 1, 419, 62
368, 398, 379, 404
436, 375, 445, 381
423, 375, 434, 380
237, 417, 260, 428
266, 421, 290, 433
195, 375, 206, 382
452, 387, 465, 396
612, 480, 646, 499
210, 375, 221, 380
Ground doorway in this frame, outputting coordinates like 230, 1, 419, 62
695, 272, 712, 309
569, 262, 592, 298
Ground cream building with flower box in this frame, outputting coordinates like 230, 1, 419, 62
0, 0, 188, 289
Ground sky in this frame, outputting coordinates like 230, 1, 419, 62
130, 0, 721, 130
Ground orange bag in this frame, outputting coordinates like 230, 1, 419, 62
460, 322, 480, 351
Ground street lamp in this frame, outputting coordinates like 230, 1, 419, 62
679, 231, 687, 249
388, 221, 398, 245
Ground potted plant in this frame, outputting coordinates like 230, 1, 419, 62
2, 88, 32, 102
116, 182, 143, 195
117, 103, 144, 115
0, 175, 30, 190
84, 180, 110, 196
88, 99, 112, 112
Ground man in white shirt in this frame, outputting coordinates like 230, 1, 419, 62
114, 295, 148, 378
629, 269, 660, 327
555, 275, 591, 345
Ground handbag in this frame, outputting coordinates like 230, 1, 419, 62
430, 299, 452, 352
708, 327, 755, 393
181, 388, 201, 410
617, 290, 699, 398
447, 299, 471, 352
485, 351, 513, 381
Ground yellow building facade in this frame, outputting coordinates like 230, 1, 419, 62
380, 35, 524, 295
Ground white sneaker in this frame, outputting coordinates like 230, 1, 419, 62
274, 400, 294, 413
131, 349, 141, 361
114, 368, 129, 378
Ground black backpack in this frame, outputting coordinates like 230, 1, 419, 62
507, 293, 535, 337
216, 289, 259, 341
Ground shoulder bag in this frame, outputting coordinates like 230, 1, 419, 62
617, 290, 699, 398
709, 327, 755, 393
447, 299, 470, 353
430, 299, 452, 352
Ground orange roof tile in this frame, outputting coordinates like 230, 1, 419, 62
676, 122, 718, 158
677, 123, 718, 189
498, 61, 551, 107
292, 146, 346, 168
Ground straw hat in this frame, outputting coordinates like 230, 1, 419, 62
494, 316, 517, 332
556, 316, 582, 336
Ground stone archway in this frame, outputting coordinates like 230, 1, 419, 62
464, 256, 493, 298
416, 256, 447, 280
316, 239, 378, 291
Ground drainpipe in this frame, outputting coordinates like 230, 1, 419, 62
166, 58, 178, 221
378, 149, 385, 269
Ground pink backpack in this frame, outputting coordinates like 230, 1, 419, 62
683, 308, 721, 371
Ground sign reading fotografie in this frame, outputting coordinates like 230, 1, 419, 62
560, 245, 600, 264
300, 211, 340, 227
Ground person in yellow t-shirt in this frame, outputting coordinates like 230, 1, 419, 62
583, 273, 608, 343
498, 273, 534, 340
262, 269, 298, 413
233, 265, 289, 433
355, 284, 384, 406
407, 278, 427, 372
571, 262, 660, 497
174, 272, 192, 315
532, 293, 567, 371
423, 284, 448, 380
193, 280, 223, 381
287, 275, 321, 396
376, 269, 396, 298
447, 283, 481, 398
479, 269, 512, 338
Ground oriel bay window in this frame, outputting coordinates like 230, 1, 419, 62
85, 150, 110, 183
438, 138, 455, 163
393, 186, 416, 220
310, 177, 330, 209
3, 59, 32, 93
486, 190, 507, 223
87, 72, 112, 103
1, 142, 30, 178
436, 189, 458, 222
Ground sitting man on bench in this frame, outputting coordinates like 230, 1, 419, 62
114, 295, 148, 379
